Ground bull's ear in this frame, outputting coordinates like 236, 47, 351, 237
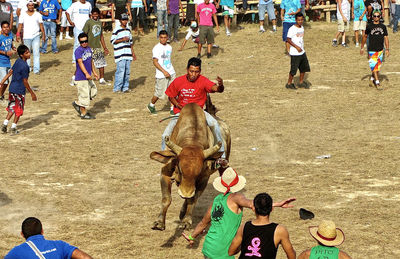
150, 151, 177, 164
206, 151, 224, 160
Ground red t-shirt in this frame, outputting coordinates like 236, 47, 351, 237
165, 74, 215, 114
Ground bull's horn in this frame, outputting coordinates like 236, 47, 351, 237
203, 141, 222, 158
165, 136, 182, 155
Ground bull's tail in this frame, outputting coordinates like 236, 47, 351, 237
205, 93, 218, 116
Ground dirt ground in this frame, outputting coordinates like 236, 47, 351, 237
0, 21, 400, 258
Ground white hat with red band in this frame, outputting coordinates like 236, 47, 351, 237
212, 167, 246, 195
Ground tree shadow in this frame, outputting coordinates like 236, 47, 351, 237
129, 76, 147, 90
41, 59, 61, 73
58, 43, 73, 52
361, 74, 389, 82
89, 97, 112, 115
0, 192, 12, 207
19, 110, 58, 130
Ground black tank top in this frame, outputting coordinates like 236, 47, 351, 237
239, 221, 279, 259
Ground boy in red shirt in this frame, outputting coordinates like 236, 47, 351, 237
162, 57, 227, 163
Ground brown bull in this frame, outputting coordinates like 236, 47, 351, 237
150, 103, 231, 230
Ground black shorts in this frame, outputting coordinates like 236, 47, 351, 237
290, 53, 310, 76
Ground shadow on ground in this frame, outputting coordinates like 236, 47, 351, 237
41, 60, 62, 73
19, 111, 58, 130
89, 97, 112, 115
0, 192, 12, 207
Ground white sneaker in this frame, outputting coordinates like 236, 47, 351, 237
226, 30, 231, 36
59, 34, 63, 41
65, 35, 73, 40
70, 75, 76, 86
99, 78, 107, 84
355, 43, 360, 47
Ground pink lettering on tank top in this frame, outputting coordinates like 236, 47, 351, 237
245, 237, 262, 257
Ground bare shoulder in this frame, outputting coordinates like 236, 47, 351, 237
297, 249, 311, 259
275, 224, 289, 235
339, 250, 352, 259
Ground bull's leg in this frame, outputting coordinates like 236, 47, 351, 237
178, 177, 209, 229
152, 174, 172, 231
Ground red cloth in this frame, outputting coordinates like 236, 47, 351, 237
165, 74, 215, 114
6, 93, 25, 117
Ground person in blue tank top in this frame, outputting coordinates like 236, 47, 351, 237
183, 167, 296, 259
298, 220, 352, 259
228, 193, 296, 259
0, 21, 15, 101
4, 217, 93, 259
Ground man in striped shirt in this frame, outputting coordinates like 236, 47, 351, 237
110, 13, 136, 93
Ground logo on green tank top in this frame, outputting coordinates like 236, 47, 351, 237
212, 204, 224, 222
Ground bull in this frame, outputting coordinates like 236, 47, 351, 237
150, 103, 231, 230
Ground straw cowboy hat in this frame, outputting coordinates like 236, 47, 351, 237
309, 220, 345, 246
213, 167, 246, 195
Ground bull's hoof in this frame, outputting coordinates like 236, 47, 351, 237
152, 221, 165, 231
178, 219, 192, 230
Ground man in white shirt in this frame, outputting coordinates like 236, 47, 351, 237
285, 12, 310, 89
66, 0, 91, 63
147, 30, 175, 115
16, 0, 45, 74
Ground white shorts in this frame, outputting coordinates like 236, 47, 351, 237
154, 74, 176, 99
353, 20, 366, 31
61, 11, 71, 27
0, 67, 10, 84
337, 19, 350, 32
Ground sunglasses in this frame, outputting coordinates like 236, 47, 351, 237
373, 15, 381, 18
79, 40, 88, 44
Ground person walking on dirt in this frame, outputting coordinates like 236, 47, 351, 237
360, 9, 389, 90
82, 8, 110, 85
4, 217, 93, 259
285, 13, 310, 89
0, 45, 37, 135
297, 220, 352, 259
228, 192, 296, 259
332, 0, 351, 47
147, 30, 175, 115
72, 32, 99, 119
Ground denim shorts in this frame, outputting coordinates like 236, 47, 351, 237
258, 2, 276, 21
0, 67, 10, 84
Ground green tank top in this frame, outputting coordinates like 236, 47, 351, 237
309, 245, 340, 259
202, 193, 243, 259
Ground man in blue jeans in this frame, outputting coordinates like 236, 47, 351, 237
157, 0, 168, 37
392, 0, 400, 33
110, 13, 136, 93
16, 0, 45, 75
66, 0, 92, 63
258, 0, 277, 33
39, 0, 61, 54
162, 57, 227, 160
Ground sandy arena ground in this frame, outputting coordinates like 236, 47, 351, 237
0, 21, 400, 258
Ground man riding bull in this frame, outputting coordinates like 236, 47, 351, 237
162, 57, 228, 168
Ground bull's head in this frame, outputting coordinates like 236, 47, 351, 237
150, 136, 222, 199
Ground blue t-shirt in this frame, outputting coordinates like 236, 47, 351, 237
220, 0, 234, 7
61, 0, 72, 10
74, 46, 92, 81
9, 58, 29, 95
39, 0, 61, 20
0, 32, 13, 68
353, 0, 367, 21
5, 235, 77, 259
280, 0, 301, 23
